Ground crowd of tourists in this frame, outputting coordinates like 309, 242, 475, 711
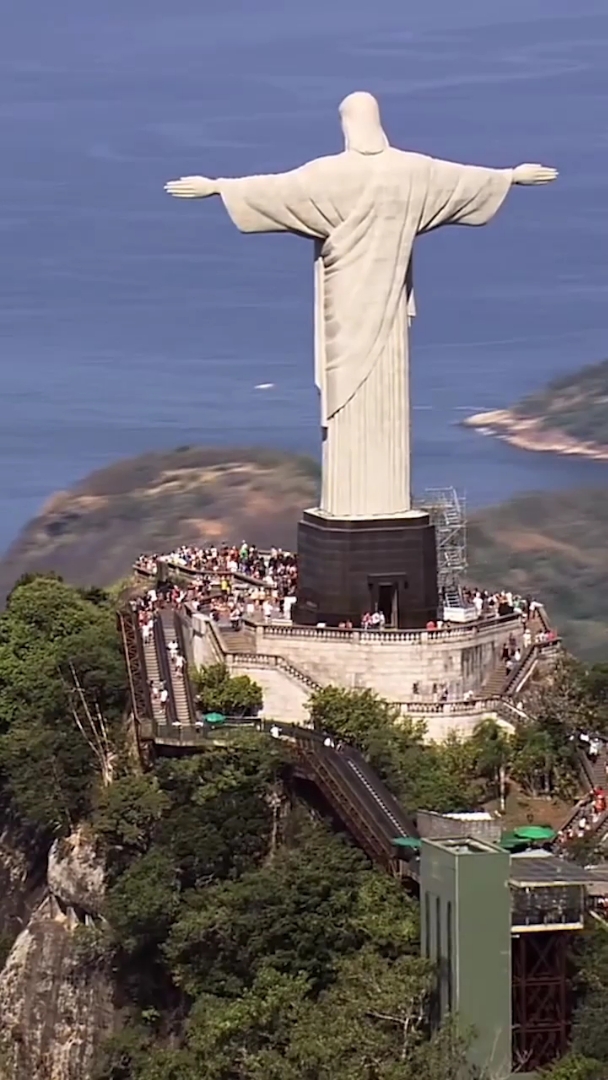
135, 542, 297, 595
134, 544, 554, 636
455, 588, 543, 624
134, 543, 297, 625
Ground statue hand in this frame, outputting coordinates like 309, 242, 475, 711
513, 163, 558, 186
164, 176, 218, 199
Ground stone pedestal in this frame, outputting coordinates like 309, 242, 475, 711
293, 508, 438, 629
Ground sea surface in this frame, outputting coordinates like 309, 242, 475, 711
1, 0, 608, 554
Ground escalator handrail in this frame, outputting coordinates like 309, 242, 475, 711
295, 735, 412, 849
342, 746, 417, 836
172, 610, 199, 725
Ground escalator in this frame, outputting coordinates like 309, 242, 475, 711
156, 608, 198, 727
119, 614, 418, 877
292, 729, 418, 875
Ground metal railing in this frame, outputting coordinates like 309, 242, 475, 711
171, 610, 199, 725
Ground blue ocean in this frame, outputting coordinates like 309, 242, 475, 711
1, 0, 608, 553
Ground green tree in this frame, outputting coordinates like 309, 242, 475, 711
542, 1053, 604, 1080
94, 774, 170, 876
571, 991, 608, 1064
470, 718, 511, 808
192, 664, 262, 717
0, 575, 128, 833
308, 685, 403, 746
308, 687, 481, 813
165, 830, 368, 998
105, 849, 180, 956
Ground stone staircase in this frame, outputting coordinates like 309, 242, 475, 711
482, 661, 510, 698
218, 625, 257, 654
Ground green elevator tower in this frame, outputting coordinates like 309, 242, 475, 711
420, 837, 512, 1078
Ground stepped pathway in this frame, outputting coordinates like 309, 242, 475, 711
586, 747, 608, 791
142, 629, 165, 725
219, 624, 257, 654
558, 746, 608, 843
158, 609, 194, 726
481, 605, 555, 700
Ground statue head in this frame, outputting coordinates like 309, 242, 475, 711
339, 92, 389, 155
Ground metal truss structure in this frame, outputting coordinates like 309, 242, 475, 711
511, 931, 571, 1073
416, 487, 467, 597
117, 609, 153, 737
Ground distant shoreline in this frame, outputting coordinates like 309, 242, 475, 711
462, 409, 608, 462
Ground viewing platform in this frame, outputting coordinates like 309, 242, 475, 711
130, 545, 560, 739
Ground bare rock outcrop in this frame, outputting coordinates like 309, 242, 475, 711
0, 830, 116, 1080
47, 831, 105, 918
0, 825, 46, 944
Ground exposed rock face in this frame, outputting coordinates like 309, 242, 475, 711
0, 825, 46, 945
47, 832, 105, 917
0, 830, 116, 1080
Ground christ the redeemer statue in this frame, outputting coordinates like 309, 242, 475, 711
165, 92, 557, 520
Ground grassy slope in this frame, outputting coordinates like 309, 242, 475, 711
514, 357, 608, 444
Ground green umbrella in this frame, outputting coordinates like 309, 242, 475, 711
500, 832, 529, 851
204, 712, 227, 725
513, 825, 556, 842
392, 836, 421, 850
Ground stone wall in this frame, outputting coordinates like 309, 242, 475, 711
251, 617, 522, 702
229, 659, 311, 725
187, 613, 522, 740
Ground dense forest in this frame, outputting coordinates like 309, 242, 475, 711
0, 574, 608, 1077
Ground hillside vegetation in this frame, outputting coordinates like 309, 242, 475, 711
1, 576, 608, 1078
0, 445, 607, 659
467, 488, 608, 661
0, 447, 319, 599
513, 357, 608, 445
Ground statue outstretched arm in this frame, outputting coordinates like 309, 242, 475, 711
164, 176, 219, 198
512, 163, 558, 186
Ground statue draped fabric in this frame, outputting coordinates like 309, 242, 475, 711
217, 99, 512, 517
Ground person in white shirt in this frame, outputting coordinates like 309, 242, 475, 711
175, 654, 185, 675
270, 724, 280, 739
160, 686, 169, 709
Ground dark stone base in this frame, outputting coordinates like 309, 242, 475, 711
293, 509, 438, 630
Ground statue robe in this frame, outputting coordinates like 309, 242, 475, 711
218, 148, 512, 518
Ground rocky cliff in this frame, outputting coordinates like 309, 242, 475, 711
0, 829, 116, 1080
